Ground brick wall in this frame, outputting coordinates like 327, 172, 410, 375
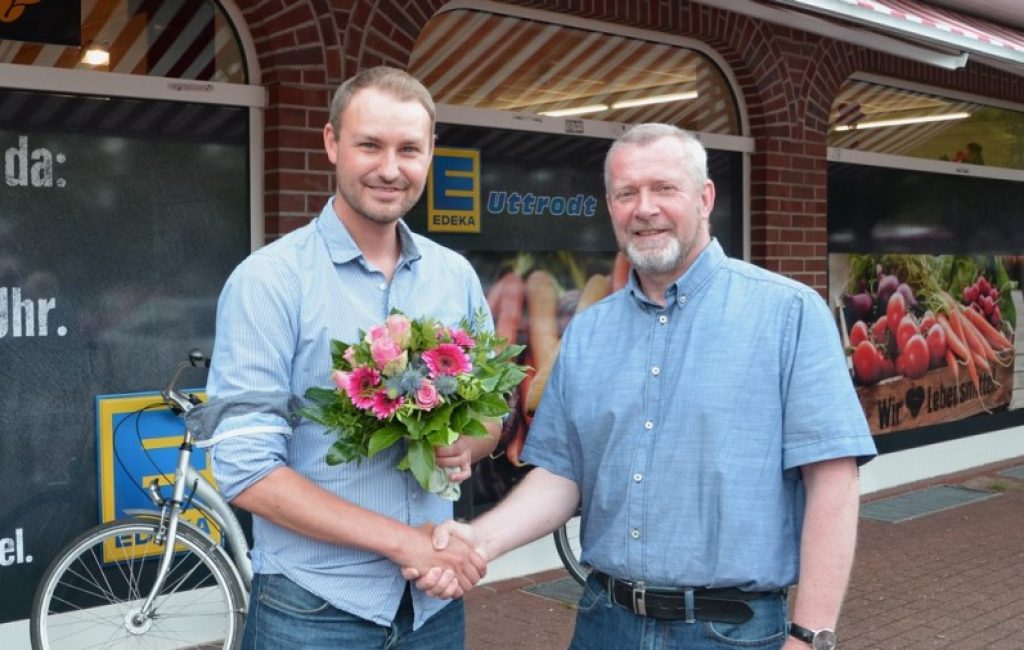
237, 0, 1024, 294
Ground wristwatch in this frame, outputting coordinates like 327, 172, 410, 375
788, 622, 837, 650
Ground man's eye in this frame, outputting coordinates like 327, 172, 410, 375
614, 191, 636, 202
656, 185, 677, 194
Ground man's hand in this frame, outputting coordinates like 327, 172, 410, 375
435, 436, 473, 483
393, 524, 486, 599
402, 520, 487, 597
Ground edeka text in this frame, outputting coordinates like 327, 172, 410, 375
0, 287, 65, 338
0, 528, 32, 566
874, 374, 1000, 431
486, 192, 597, 218
5, 135, 67, 188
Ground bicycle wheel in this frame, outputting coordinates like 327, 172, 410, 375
554, 515, 589, 585
31, 517, 245, 650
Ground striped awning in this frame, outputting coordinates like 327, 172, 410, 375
773, 0, 1024, 67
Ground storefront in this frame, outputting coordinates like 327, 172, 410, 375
2, 0, 1024, 644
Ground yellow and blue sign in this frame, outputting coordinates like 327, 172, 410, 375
96, 391, 220, 562
428, 147, 480, 233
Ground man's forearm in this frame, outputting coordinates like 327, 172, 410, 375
472, 467, 580, 560
232, 465, 415, 561
789, 457, 861, 632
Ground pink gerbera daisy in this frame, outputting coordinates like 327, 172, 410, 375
346, 366, 380, 410
449, 328, 476, 348
371, 391, 404, 419
422, 343, 473, 377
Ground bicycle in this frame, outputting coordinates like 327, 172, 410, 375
30, 351, 252, 650
553, 510, 589, 585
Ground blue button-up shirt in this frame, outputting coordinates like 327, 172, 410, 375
204, 200, 490, 628
521, 239, 876, 591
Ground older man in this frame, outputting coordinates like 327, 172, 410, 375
416, 123, 876, 650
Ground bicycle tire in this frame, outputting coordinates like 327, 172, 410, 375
30, 517, 245, 650
553, 515, 589, 585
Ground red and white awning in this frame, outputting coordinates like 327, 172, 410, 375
773, 0, 1024, 67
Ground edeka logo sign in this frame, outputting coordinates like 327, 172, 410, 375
428, 147, 480, 234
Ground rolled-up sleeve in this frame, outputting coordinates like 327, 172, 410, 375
205, 253, 300, 501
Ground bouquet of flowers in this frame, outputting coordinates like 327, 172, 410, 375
302, 309, 528, 500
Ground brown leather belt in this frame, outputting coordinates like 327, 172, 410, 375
594, 571, 779, 623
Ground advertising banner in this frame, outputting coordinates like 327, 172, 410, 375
408, 124, 744, 512
828, 163, 1024, 450
0, 88, 249, 623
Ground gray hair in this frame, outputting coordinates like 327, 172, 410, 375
603, 123, 708, 193
328, 66, 436, 137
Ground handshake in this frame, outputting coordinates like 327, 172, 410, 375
399, 520, 489, 600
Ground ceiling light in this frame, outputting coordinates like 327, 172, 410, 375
539, 104, 608, 117
832, 111, 970, 132
611, 91, 698, 109
82, 48, 110, 66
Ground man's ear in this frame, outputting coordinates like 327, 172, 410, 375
324, 123, 339, 164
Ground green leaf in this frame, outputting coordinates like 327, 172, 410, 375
449, 403, 470, 433
426, 427, 459, 447
461, 418, 489, 438
327, 439, 355, 465
422, 403, 455, 436
407, 438, 434, 491
469, 392, 510, 418
367, 425, 405, 457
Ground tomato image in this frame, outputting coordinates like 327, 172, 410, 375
896, 314, 918, 354
901, 334, 930, 379
852, 340, 883, 385
925, 323, 947, 368
850, 320, 869, 348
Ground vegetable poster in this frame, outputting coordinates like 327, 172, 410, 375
830, 254, 1022, 435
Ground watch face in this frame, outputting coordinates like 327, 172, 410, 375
813, 629, 838, 650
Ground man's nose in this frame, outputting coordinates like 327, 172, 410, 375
635, 187, 658, 217
377, 149, 399, 180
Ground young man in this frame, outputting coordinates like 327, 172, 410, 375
200, 66, 495, 649
414, 123, 877, 650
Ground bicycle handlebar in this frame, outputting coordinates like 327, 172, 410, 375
161, 349, 209, 414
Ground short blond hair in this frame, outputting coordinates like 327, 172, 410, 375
328, 66, 436, 137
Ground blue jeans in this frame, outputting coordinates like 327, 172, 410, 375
242, 573, 465, 649
570, 573, 788, 650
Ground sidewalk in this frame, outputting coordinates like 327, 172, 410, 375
464, 457, 1024, 650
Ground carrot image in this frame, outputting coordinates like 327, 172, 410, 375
961, 304, 1013, 351
575, 273, 611, 315
524, 269, 560, 414
945, 348, 959, 384
611, 252, 630, 291
491, 271, 526, 343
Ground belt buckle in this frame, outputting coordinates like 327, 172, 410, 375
631, 581, 647, 616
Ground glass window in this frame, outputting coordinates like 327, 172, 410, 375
829, 79, 1024, 170
410, 8, 740, 135
0, 0, 247, 83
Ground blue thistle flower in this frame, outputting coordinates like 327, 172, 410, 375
398, 368, 425, 395
434, 375, 458, 396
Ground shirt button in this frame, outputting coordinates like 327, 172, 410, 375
658, 315, 668, 324
633, 473, 643, 482
631, 529, 641, 539
644, 420, 653, 430
378, 282, 387, 291
678, 295, 687, 305
651, 366, 660, 376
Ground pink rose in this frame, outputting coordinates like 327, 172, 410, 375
386, 314, 412, 348
365, 325, 388, 343
416, 380, 440, 409
343, 347, 356, 365
371, 336, 403, 368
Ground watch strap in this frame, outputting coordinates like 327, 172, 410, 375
788, 622, 815, 644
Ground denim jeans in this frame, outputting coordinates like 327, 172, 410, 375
241, 573, 465, 649
570, 573, 788, 650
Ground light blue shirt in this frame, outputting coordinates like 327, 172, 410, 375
521, 239, 876, 591
204, 199, 490, 629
